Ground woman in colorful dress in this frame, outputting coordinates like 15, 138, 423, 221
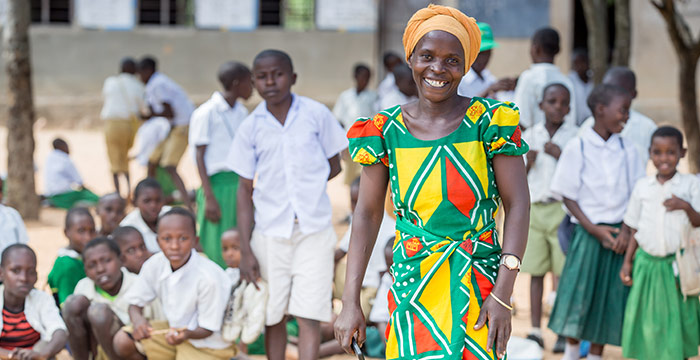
334, 5, 530, 360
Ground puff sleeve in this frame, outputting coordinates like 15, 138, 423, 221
481, 101, 529, 158
346, 113, 390, 167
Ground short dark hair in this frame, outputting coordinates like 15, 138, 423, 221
651, 126, 684, 149
392, 63, 412, 81
542, 83, 570, 99
354, 63, 371, 77
217, 61, 251, 91
65, 207, 93, 229
111, 226, 143, 246
254, 49, 294, 73
138, 56, 157, 72
133, 177, 162, 202
83, 236, 121, 257
532, 27, 560, 56
158, 207, 196, 234
120, 57, 136, 73
587, 83, 630, 113
1, 244, 36, 267
603, 66, 636, 94
52, 138, 67, 150
383, 52, 400, 67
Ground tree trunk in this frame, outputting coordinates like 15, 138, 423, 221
3, 0, 39, 220
678, 52, 700, 173
612, 0, 631, 66
581, 0, 609, 84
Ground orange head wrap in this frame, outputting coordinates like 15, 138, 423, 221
402, 4, 481, 73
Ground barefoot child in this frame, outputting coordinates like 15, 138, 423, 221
620, 126, 700, 359
48, 207, 97, 306
521, 83, 578, 349
63, 237, 160, 360
114, 208, 235, 359
97, 193, 127, 237
228, 49, 347, 360
548, 84, 645, 360
112, 226, 152, 274
191, 61, 253, 268
120, 178, 171, 253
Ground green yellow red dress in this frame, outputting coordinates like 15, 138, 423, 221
347, 97, 528, 360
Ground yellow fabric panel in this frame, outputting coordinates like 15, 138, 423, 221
386, 323, 399, 359
453, 141, 488, 194
463, 269, 490, 356
395, 147, 433, 201
418, 258, 453, 342
490, 105, 519, 127
353, 148, 378, 165
413, 159, 442, 224
466, 100, 487, 124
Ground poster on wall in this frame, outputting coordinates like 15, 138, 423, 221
75, 0, 136, 30
194, 0, 258, 31
316, 0, 377, 31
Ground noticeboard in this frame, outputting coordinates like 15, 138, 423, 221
316, 0, 377, 32
194, 0, 258, 31
75, 0, 136, 30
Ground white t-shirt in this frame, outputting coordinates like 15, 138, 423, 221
624, 173, 700, 256
551, 127, 645, 224
189, 92, 248, 176
513, 63, 577, 128
133, 117, 171, 166
124, 250, 232, 349
227, 95, 348, 239
332, 88, 378, 129
100, 73, 145, 120
376, 73, 397, 104
567, 71, 593, 126
379, 88, 417, 111
44, 149, 83, 196
144, 72, 195, 127
338, 212, 395, 289
119, 206, 172, 253
522, 122, 579, 202
0, 204, 29, 255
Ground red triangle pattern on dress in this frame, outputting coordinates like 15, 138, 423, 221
412, 313, 443, 354
445, 157, 476, 218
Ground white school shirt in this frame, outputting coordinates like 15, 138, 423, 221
0, 204, 29, 255
100, 73, 145, 120
133, 117, 171, 166
332, 88, 378, 129
457, 68, 496, 98
377, 73, 397, 102
74, 268, 145, 324
227, 95, 348, 239
513, 63, 577, 128
522, 122, 578, 203
124, 250, 232, 349
0, 286, 67, 341
338, 212, 395, 289
579, 110, 657, 168
624, 173, 700, 256
379, 88, 417, 110
189, 92, 248, 176
550, 127, 644, 224
144, 72, 195, 127
119, 206, 172, 253
567, 71, 593, 126
43, 149, 83, 196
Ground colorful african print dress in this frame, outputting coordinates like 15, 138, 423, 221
347, 97, 528, 360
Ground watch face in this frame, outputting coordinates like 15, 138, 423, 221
505, 256, 518, 269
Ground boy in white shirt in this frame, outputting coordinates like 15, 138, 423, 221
190, 61, 253, 267
114, 208, 234, 359
379, 64, 418, 110
229, 49, 347, 360
138, 56, 195, 209
514, 27, 576, 129
44, 138, 99, 209
101, 57, 145, 195
521, 83, 578, 350
376, 52, 402, 107
567, 49, 593, 126
0, 177, 29, 255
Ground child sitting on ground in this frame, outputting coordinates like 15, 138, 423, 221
63, 237, 163, 360
114, 208, 235, 359
120, 178, 171, 253
96, 192, 127, 237
112, 226, 152, 274
0, 244, 68, 359
620, 126, 700, 359
48, 207, 97, 306
43, 138, 99, 209
0, 177, 29, 255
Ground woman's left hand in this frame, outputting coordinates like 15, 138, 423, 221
474, 292, 512, 359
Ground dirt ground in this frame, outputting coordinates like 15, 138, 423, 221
3, 125, 692, 360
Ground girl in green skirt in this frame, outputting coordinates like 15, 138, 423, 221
547, 84, 645, 360
620, 126, 700, 359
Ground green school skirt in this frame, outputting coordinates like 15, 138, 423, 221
548, 223, 629, 345
622, 249, 700, 360
48, 189, 99, 209
155, 166, 177, 197
196, 171, 238, 268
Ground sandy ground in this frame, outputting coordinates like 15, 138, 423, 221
1, 125, 693, 360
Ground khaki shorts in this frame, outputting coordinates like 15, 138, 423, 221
122, 321, 236, 360
105, 117, 140, 173
149, 125, 189, 167
251, 225, 336, 325
521, 201, 567, 276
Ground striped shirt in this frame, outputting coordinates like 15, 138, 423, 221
0, 307, 41, 349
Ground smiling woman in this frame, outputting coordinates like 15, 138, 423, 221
334, 4, 531, 360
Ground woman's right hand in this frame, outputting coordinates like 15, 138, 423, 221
334, 302, 366, 354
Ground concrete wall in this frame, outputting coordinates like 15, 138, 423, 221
0, 26, 377, 127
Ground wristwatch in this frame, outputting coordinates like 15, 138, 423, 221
500, 254, 521, 271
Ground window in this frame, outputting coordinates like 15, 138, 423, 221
139, 0, 192, 25
30, 0, 71, 24
260, 0, 281, 26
